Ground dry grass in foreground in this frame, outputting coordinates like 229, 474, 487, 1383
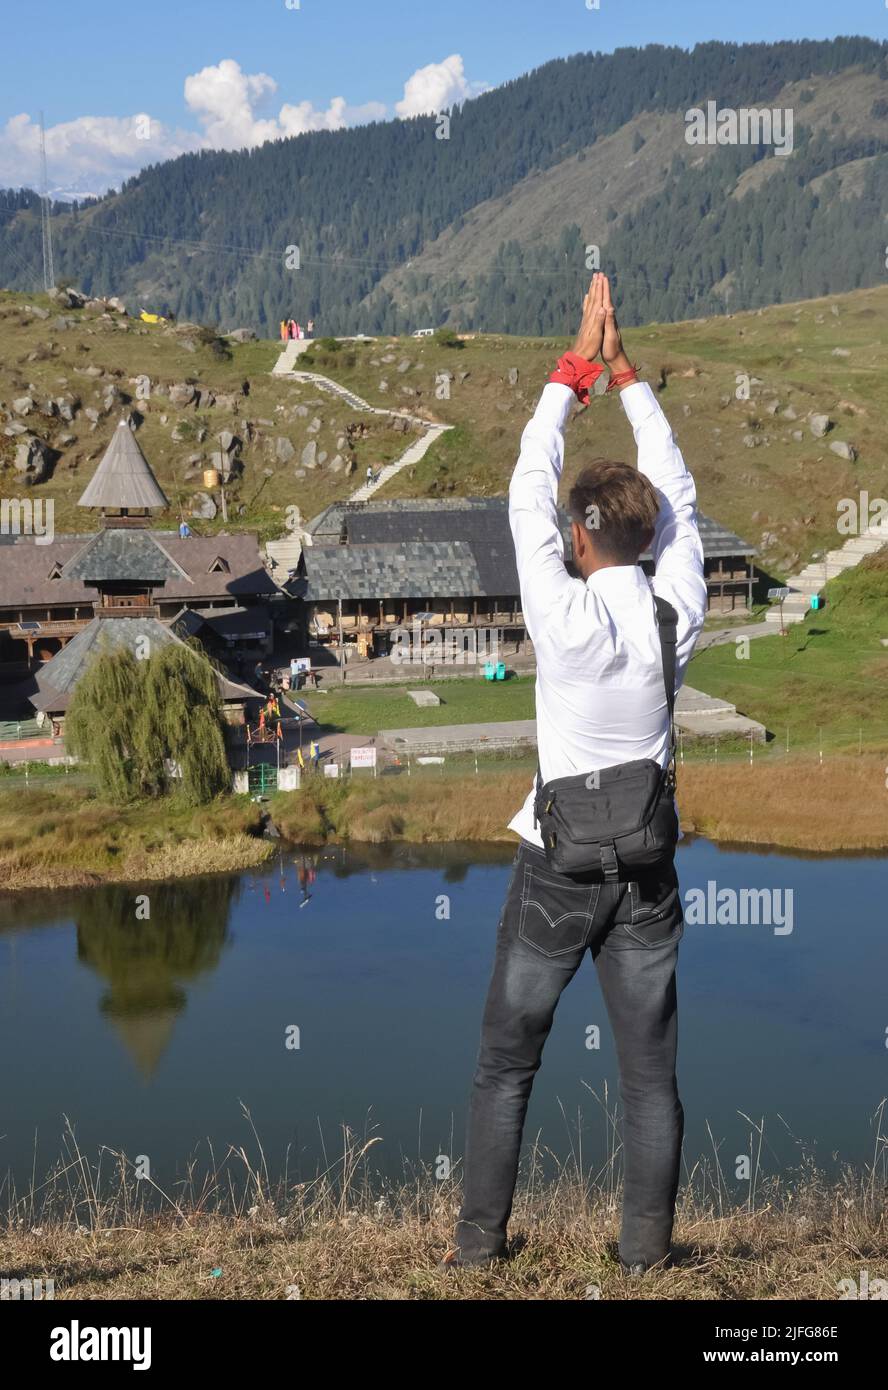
677, 754, 888, 853
271, 753, 888, 854
0, 787, 273, 892
3, 1119, 887, 1301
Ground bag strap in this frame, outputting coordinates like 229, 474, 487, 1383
653, 593, 679, 783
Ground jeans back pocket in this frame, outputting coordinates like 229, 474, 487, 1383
518, 863, 599, 958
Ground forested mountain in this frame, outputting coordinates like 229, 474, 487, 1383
2, 38, 887, 333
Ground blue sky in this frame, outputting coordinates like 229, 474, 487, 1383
2, 0, 886, 194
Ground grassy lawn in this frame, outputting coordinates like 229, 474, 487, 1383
687, 551, 888, 755
302, 674, 536, 735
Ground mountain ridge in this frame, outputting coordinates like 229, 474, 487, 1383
1, 37, 886, 333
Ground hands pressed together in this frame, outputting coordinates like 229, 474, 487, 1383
572, 272, 634, 382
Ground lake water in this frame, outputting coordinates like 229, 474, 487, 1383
1, 838, 885, 1195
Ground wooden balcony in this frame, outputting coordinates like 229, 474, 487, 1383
4, 619, 88, 640
96, 604, 159, 620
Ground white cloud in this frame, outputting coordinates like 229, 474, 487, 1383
184, 59, 386, 146
395, 54, 489, 118
0, 54, 482, 195
0, 110, 198, 197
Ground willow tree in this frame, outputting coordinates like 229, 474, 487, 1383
135, 643, 230, 803
66, 646, 143, 803
67, 640, 230, 805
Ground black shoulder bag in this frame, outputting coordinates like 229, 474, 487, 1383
532, 594, 680, 881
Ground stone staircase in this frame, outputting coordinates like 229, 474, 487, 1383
271, 339, 316, 374
674, 685, 767, 741
764, 520, 888, 626
272, 350, 453, 505
348, 424, 451, 500
265, 532, 305, 584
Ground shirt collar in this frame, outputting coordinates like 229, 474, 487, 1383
585, 564, 650, 595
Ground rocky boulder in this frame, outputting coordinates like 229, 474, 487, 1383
169, 383, 197, 408
48, 287, 86, 310
190, 491, 217, 521
829, 440, 858, 462
14, 435, 56, 484
808, 413, 832, 439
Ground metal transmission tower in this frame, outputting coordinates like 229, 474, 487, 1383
39, 112, 55, 291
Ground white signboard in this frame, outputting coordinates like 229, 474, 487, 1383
323, 762, 340, 778
349, 746, 377, 769
277, 766, 302, 792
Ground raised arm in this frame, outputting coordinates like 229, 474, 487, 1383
508, 385, 575, 640
620, 383, 706, 638
600, 276, 707, 658
508, 279, 609, 639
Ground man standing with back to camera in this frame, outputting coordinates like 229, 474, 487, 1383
445, 273, 707, 1276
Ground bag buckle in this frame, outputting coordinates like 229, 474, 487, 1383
599, 843, 619, 882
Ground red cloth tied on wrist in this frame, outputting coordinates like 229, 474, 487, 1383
605, 365, 639, 393
548, 351, 605, 404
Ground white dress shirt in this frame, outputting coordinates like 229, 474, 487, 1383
507, 379, 707, 847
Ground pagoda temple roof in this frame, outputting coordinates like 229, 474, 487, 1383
63, 528, 190, 584
77, 419, 170, 511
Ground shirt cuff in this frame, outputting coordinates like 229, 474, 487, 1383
535, 380, 576, 428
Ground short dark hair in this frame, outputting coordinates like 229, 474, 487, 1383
568, 458, 659, 563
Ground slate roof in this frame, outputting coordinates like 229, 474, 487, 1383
693, 514, 756, 560
171, 605, 272, 641
307, 496, 755, 569
302, 497, 755, 601
0, 533, 278, 609
30, 615, 260, 713
63, 528, 189, 584
303, 542, 486, 602
77, 419, 170, 511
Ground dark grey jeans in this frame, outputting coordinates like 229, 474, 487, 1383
455, 837, 684, 1268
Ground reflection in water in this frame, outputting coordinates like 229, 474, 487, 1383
3, 837, 883, 1189
73, 878, 238, 1077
